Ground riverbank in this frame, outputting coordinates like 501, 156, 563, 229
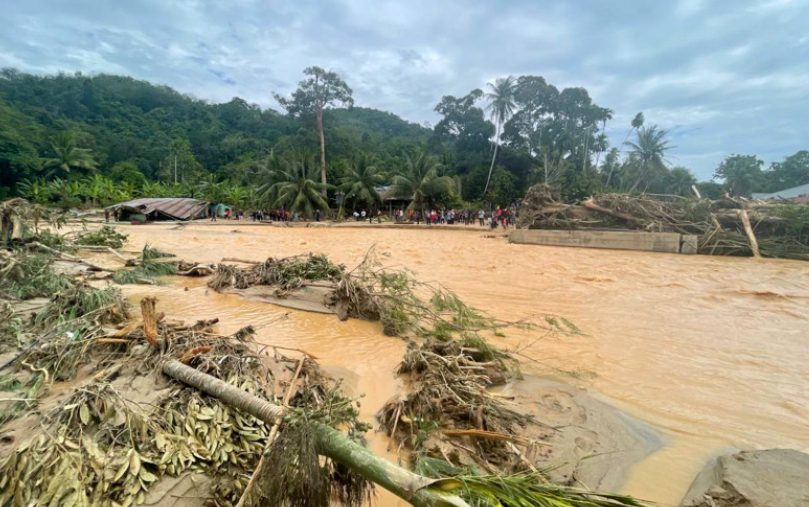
97, 221, 809, 505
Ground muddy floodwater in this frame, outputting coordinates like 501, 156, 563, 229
111, 222, 809, 506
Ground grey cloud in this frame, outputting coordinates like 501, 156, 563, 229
1, 0, 808, 179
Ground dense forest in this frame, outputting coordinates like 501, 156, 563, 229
1, 68, 806, 213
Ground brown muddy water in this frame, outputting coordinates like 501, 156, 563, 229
107, 222, 808, 506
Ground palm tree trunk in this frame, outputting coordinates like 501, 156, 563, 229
628, 166, 645, 194
161, 359, 469, 507
483, 121, 502, 196
607, 127, 637, 189
594, 120, 606, 171
316, 107, 327, 197
605, 165, 616, 189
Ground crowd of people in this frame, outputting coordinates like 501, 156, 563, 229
386, 207, 516, 229
169, 204, 519, 229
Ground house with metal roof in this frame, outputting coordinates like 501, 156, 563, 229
107, 198, 209, 221
753, 182, 809, 203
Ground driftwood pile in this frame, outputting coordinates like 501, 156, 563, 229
377, 339, 534, 473
518, 184, 809, 260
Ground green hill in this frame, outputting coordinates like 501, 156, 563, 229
0, 69, 430, 196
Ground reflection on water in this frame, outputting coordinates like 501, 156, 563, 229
116, 223, 809, 505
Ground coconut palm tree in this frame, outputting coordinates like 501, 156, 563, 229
389, 151, 453, 219
606, 112, 645, 188
339, 155, 384, 211
483, 76, 517, 195
627, 126, 672, 193
260, 154, 329, 215
42, 131, 98, 177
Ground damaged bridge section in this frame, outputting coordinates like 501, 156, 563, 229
508, 229, 698, 254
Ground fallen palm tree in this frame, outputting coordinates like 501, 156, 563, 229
0, 299, 373, 507
0, 297, 643, 507
518, 185, 809, 260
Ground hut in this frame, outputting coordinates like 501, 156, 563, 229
107, 198, 209, 222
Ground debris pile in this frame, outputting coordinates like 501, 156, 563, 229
1, 204, 649, 507
378, 339, 532, 472
518, 185, 809, 260
208, 253, 344, 293
74, 225, 129, 249
0, 298, 370, 507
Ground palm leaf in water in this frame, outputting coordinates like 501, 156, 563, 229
432, 472, 647, 507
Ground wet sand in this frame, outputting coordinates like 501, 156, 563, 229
108, 222, 809, 505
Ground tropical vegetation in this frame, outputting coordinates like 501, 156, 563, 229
1, 68, 807, 214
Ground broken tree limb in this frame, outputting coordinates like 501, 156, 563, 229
160, 359, 469, 507
28, 241, 111, 272
140, 297, 160, 349
65, 244, 128, 262
221, 257, 260, 264
738, 210, 761, 258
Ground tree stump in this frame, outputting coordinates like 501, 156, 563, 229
141, 297, 160, 349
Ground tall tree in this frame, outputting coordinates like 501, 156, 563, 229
627, 126, 672, 193
766, 150, 809, 191
433, 89, 493, 155
42, 131, 98, 177
274, 67, 354, 196
502, 77, 611, 194
714, 154, 764, 197
483, 76, 517, 195
389, 151, 453, 218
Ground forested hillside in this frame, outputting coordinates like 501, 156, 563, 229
0, 69, 428, 195
1, 68, 806, 210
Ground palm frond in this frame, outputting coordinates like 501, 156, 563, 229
436, 472, 646, 507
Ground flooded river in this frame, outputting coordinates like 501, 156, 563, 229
113, 222, 809, 506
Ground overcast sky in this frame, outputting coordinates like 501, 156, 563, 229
2, 0, 807, 179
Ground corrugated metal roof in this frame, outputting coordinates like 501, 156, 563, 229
752, 182, 809, 201
108, 198, 209, 220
